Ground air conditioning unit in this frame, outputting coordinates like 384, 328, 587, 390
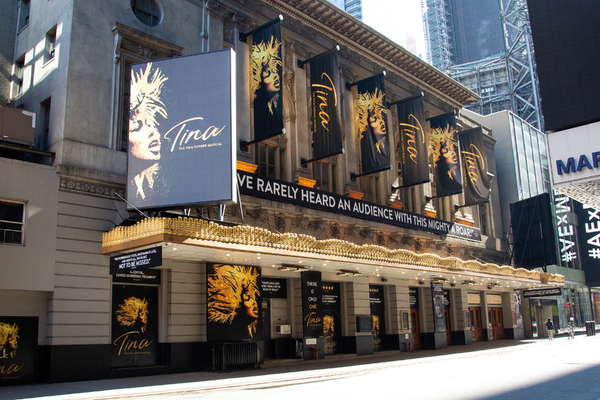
276, 325, 291, 334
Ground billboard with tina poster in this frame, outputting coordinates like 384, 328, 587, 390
207, 263, 262, 341
126, 49, 237, 210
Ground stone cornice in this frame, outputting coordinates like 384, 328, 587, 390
261, 0, 479, 107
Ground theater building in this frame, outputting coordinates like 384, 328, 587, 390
1, 0, 562, 384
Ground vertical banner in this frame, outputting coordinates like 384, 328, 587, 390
111, 285, 158, 368
432, 282, 446, 333
369, 285, 385, 351
311, 51, 344, 160
397, 94, 429, 187
357, 75, 390, 175
322, 282, 341, 354
552, 190, 580, 269
428, 113, 463, 197
0, 316, 37, 385
459, 127, 490, 206
574, 201, 600, 286
207, 263, 262, 341
252, 19, 284, 141
302, 271, 323, 338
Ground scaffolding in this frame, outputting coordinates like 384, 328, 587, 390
423, 0, 543, 131
423, 0, 455, 73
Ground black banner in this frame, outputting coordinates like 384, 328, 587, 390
110, 246, 162, 275
523, 287, 562, 298
322, 283, 341, 354
261, 277, 287, 299
459, 127, 490, 206
127, 50, 236, 210
237, 170, 481, 241
0, 316, 37, 385
574, 202, 600, 286
252, 19, 284, 141
111, 285, 158, 368
302, 271, 323, 338
357, 75, 390, 175
207, 263, 262, 341
310, 51, 344, 161
397, 94, 429, 187
370, 285, 385, 351
432, 282, 446, 333
428, 113, 463, 197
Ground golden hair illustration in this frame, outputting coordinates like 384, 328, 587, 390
116, 297, 149, 333
323, 315, 335, 335
429, 124, 457, 165
252, 36, 282, 113
356, 88, 388, 152
130, 63, 168, 129
208, 265, 260, 338
372, 315, 380, 335
0, 322, 19, 358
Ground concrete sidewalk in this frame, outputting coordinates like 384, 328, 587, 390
0, 334, 591, 400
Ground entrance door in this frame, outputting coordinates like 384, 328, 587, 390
445, 308, 452, 345
261, 299, 271, 359
410, 309, 420, 350
490, 307, 504, 340
469, 307, 483, 342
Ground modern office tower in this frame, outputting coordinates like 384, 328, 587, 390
423, 0, 543, 131
327, 0, 363, 20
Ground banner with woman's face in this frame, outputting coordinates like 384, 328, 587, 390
126, 50, 236, 211
357, 75, 390, 175
252, 20, 284, 141
428, 113, 463, 198
207, 264, 262, 341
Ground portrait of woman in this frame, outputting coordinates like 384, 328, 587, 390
207, 264, 262, 341
252, 36, 282, 116
357, 87, 388, 153
429, 123, 462, 195
128, 63, 168, 203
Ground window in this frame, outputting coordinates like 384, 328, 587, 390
0, 201, 25, 245
45, 26, 57, 63
314, 161, 330, 192
40, 98, 51, 150
479, 204, 488, 236
17, 0, 30, 32
131, 0, 162, 26
257, 142, 277, 179
13, 56, 25, 98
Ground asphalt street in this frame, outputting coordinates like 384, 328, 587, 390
2, 334, 599, 400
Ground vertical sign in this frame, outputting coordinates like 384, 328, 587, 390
111, 285, 158, 368
459, 127, 490, 206
432, 282, 446, 333
0, 316, 38, 385
357, 74, 390, 175
369, 285, 385, 351
310, 51, 344, 161
397, 94, 430, 187
409, 288, 419, 309
302, 271, 323, 338
552, 189, 580, 269
322, 282, 341, 354
252, 19, 284, 141
428, 113, 463, 197
574, 201, 600, 286
207, 263, 262, 341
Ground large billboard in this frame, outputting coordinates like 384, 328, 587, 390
528, 0, 600, 132
126, 49, 237, 210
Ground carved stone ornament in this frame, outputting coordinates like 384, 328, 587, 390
112, 22, 183, 60
276, 213, 287, 232
60, 177, 124, 199
259, 208, 270, 222
331, 223, 342, 239
317, 220, 328, 232
206, 1, 229, 19
300, 216, 309, 229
